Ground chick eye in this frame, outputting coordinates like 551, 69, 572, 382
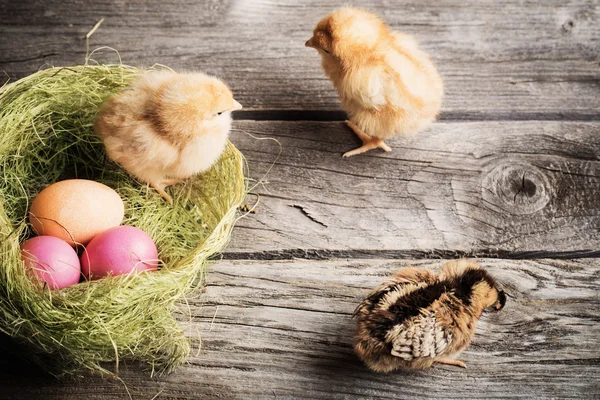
322, 49, 331, 55
217, 111, 223, 116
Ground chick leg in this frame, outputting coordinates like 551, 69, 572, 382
149, 178, 185, 205
149, 181, 174, 205
161, 178, 183, 187
343, 120, 392, 158
434, 358, 467, 369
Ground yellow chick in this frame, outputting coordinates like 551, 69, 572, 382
354, 260, 506, 372
94, 71, 242, 204
306, 8, 443, 157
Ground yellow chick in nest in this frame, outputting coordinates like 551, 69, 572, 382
354, 260, 506, 372
95, 71, 242, 204
306, 7, 443, 157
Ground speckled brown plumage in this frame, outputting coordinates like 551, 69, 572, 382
353, 260, 506, 372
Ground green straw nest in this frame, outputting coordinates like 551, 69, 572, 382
0, 65, 246, 377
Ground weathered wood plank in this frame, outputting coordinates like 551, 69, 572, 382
0, 258, 597, 399
0, 1, 598, 399
225, 121, 600, 255
1, 0, 598, 116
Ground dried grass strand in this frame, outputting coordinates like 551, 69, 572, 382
0, 64, 246, 377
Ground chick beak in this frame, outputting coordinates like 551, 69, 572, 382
493, 290, 507, 312
305, 37, 316, 48
232, 100, 243, 111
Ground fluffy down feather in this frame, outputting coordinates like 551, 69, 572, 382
95, 71, 242, 204
306, 7, 443, 157
354, 260, 506, 372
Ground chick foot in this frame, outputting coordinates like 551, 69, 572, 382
343, 120, 391, 158
434, 358, 467, 369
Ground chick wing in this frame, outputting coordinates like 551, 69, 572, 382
389, 310, 454, 361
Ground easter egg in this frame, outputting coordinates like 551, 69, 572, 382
81, 226, 159, 280
29, 179, 124, 246
20, 236, 81, 290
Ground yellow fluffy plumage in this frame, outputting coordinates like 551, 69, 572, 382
306, 7, 444, 157
95, 71, 242, 204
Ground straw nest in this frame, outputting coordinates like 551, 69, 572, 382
0, 65, 246, 377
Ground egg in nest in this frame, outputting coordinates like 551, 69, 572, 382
28, 179, 125, 247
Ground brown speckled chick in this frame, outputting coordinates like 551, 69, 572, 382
354, 260, 506, 372
306, 7, 443, 158
95, 71, 242, 204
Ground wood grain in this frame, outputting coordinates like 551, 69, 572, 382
1, 0, 598, 117
226, 120, 600, 255
0, 1, 598, 398
0, 258, 597, 399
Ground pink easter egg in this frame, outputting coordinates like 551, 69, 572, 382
81, 226, 159, 280
20, 236, 81, 290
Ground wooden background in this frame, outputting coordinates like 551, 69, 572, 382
0, 0, 599, 398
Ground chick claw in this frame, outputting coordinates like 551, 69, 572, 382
434, 358, 467, 369
343, 120, 392, 158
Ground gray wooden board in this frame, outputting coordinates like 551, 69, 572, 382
0, 0, 599, 398
0, 0, 599, 117
0, 258, 598, 399
225, 121, 600, 256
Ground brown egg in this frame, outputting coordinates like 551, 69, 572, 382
29, 179, 125, 247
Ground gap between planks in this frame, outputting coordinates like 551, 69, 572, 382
221, 248, 600, 261
232, 110, 600, 122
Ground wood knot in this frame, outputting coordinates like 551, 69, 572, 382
482, 162, 552, 215
561, 19, 575, 33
